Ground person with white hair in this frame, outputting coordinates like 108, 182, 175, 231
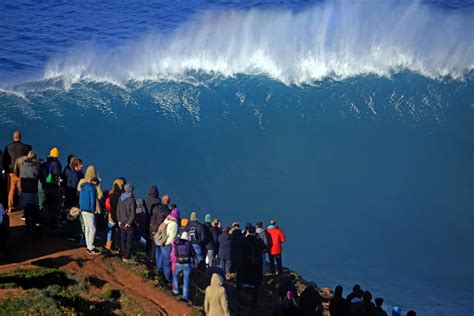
172, 231, 196, 302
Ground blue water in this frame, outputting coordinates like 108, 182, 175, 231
1, 1, 473, 315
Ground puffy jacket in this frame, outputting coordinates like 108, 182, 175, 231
19, 159, 40, 194
204, 274, 230, 316
267, 226, 286, 255
3, 141, 31, 173
79, 183, 97, 213
117, 193, 136, 226
174, 237, 196, 259
163, 217, 178, 245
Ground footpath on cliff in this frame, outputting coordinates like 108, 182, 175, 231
0, 211, 323, 315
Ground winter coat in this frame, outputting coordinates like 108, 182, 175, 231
185, 220, 206, 245
208, 225, 222, 252
18, 159, 40, 194
149, 203, 170, 237
143, 185, 160, 226
374, 307, 387, 316
256, 227, 270, 253
300, 286, 323, 316
77, 166, 103, 199
267, 225, 286, 255
117, 193, 136, 226
230, 229, 243, 268
3, 141, 31, 173
204, 273, 230, 316
329, 296, 347, 316
238, 234, 266, 286
218, 232, 232, 261
79, 182, 97, 213
174, 237, 196, 259
163, 216, 178, 245
349, 299, 366, 316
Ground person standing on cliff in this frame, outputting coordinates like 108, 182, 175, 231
3, 131, 32, 213
117, 184, 137, 262
143, 185, 160, 262
41, 147, 63, 231
185, 211, 206, 266
266, 219, 286, 275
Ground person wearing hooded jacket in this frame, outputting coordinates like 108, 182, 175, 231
117, 184, 136, 261
17, 151, 41, 230
172, 231, 196, 302
204, 273, 230, 316
267, 219, 286, 275
105, 178, 125, 250
41, 147, 63, 230
79, 177, 100, 255
149, 200, 170, 273
161, 209, 179, 283
143, 185, 160, 261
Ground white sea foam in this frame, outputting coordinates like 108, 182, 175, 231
44, 0, 474, 85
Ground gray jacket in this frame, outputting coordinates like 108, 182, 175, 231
117, 193, 136, 226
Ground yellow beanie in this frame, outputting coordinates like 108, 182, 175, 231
49, 147, 60, 158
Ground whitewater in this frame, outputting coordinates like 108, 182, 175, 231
0, 0, 473, 315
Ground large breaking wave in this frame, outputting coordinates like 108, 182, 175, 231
43, 0, 474, 85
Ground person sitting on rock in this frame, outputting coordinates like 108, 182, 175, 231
204, 273, 230, 316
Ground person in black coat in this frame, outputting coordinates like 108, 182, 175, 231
236, 226, 266, 304
143, 185, 160, 262
205, 218, 222, 266
185, 211, 207, 265
218, 226, 232, 275
300, 282, 323, 316
3, 131, 31, 212
230, 222, 243, 273
329, 285, 346, 316
41, 148, 63, 230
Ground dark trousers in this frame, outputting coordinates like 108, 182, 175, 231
120, 225, 134, 259
45, 186, 61, 228
24, 203, 39, 228
269, 253, 283, 274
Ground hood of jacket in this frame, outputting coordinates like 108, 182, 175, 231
84, 165, 98, 182
210, 273, 223, 287
148, 185, 159, 198
120, 192, 132, 201
113, 178, 125, 191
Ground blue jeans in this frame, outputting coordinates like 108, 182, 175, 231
107, 221, 115, 242
173, 263, 191, 300
161, 244, 172, 282
220, 259, 231, 274
155, 244, 163, 271
192, 243, 204, 266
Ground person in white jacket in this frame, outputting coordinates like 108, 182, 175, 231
160, 209, 179, 283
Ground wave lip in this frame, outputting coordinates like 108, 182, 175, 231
44, 0, 474, 85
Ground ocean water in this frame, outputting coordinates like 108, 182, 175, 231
1, 0, 473, 314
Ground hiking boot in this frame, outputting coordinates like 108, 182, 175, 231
180, 297, 189, 303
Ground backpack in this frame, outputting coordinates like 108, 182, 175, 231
45, 163, 54, 184
154, 221, 169, 246
188, 225, 200, 244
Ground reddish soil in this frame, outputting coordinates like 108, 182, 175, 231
0, 211, 193, 316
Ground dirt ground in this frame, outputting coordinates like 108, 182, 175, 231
0, 211, 193, 316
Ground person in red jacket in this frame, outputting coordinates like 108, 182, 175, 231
266, 219, 286, 275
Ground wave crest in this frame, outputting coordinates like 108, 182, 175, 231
45, 0, 474, 85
